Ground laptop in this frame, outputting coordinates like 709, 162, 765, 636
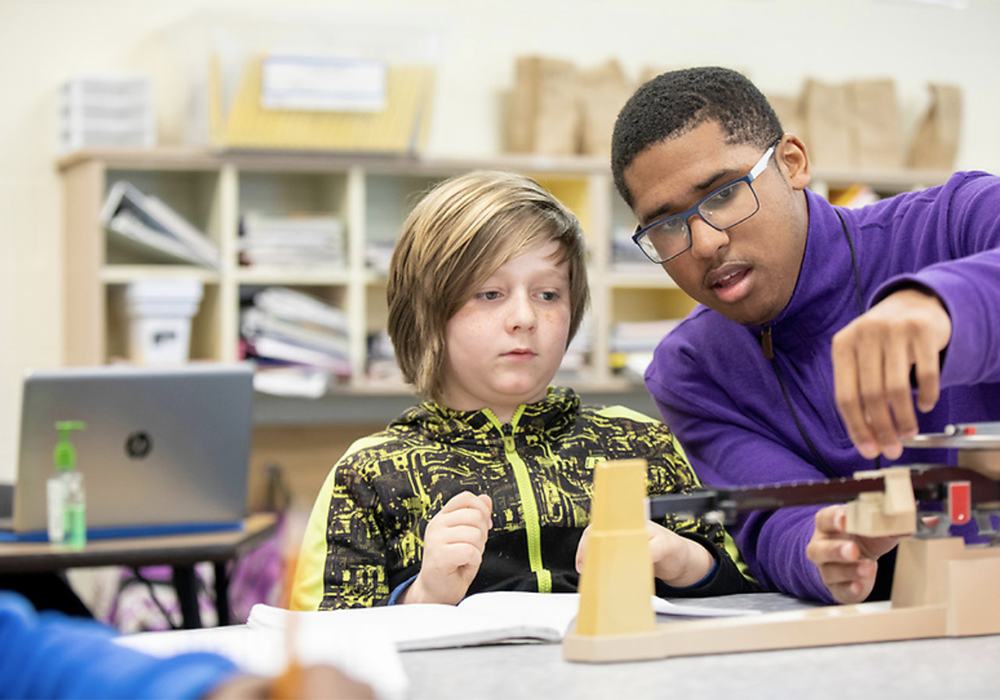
0, 363, 254, 541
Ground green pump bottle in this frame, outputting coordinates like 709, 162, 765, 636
47, 421, 87, 548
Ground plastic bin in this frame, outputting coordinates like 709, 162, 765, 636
123, 279, 203, 364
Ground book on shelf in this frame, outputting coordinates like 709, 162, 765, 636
244, 335, 352, 377
251, 286, 349, 331
241, 306, 350, 358
241, 287, 352, 380
239, 211, 347, 269
99, 180, 221, 269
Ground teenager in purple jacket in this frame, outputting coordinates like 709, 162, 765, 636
609, 66, 1000, 605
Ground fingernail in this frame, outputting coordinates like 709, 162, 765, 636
857, 442, 877, 459
884, 443, 903, 460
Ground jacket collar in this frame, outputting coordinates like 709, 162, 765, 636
749, 190, 861, 354
392, 386, 581, 444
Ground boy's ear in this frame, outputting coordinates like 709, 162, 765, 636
777, 134, 811, 191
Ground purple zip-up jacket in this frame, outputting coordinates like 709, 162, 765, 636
646, 172, 1000, 603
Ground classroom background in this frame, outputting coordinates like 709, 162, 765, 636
1, 0, 999, 499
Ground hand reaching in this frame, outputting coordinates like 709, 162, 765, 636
805, 504, 901, 604
831, 288, 951, 460
403, 491, 493, 605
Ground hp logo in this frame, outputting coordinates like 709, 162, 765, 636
125, 431, 153, 459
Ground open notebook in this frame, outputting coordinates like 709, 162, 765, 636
116, 591, 758, 699
246, 590, 759, 651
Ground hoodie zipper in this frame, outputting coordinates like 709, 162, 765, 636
494, 413, 552, 593
761, 325, 774, 360
759, 324, 842, 479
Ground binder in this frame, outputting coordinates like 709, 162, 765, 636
211, 52, 435, 154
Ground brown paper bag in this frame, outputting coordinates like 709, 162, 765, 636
766, 93, 804, 140
908, 83, 962, 170
506, 57, 541, 153
802, 78, 854, 169
579, 60, 633, 157
639, 66, 670, 85
848, 79, 904, 169
505, 55, 581, 156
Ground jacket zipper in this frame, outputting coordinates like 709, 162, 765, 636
759, 324, 842, 479
496, 413, 552, 593
761, 325, 774, 360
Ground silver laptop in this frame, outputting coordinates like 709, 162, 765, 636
0, 363, 253, 541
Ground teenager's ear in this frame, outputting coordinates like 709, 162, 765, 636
776, 134, 811, 191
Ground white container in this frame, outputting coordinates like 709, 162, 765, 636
59, 74, 156, 154
123, 279, 203, 364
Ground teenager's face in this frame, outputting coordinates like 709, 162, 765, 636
440, 240, 571, 423
624, 120, 810, 326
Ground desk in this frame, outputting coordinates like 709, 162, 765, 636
0, 512, 278, 629
116, 592, 1000, 698
399, 593, 999, 699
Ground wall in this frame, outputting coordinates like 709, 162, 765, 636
1, 0, 998, 480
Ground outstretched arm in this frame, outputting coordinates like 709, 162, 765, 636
832, 288, 952, 461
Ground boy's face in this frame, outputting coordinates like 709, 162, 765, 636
440, 240, 571, 422
624, 120, 809, 326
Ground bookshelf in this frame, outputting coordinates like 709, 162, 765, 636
58, 148, 954, 416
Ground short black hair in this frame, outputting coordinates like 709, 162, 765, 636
611, 66, 784, 208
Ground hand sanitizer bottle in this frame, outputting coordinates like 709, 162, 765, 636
63, 469, 86, 549
47, 421, 86, 546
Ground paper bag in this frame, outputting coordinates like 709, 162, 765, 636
908, 83, 962, 171
505, 56, 581, 156
506, 56, 541, 153
579, 60, 634, 157
802, 78, 854, 169
766, 93, 804, 140
639, 66, 670, 86
848, 79, 904, 169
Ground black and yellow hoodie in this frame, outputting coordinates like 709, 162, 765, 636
292, 387, 757, 610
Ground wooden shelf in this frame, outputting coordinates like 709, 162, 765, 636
60, 147, 951, 423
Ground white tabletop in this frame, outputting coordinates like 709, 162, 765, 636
398, 593, 998, 700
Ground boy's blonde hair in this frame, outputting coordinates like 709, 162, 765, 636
387, 170, 589, 401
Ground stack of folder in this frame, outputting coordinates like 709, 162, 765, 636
241, 287, 351, 380
239, 212, 347, 269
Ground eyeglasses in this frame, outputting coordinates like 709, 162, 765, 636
631, 143, 777, 264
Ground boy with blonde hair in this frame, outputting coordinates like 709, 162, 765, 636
293, 170, 756, 610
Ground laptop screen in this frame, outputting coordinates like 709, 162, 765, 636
6, 363, 254, 540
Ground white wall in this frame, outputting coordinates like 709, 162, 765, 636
1, 0, 998, 480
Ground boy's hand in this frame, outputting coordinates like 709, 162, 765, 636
831, 288, 951, 460
575, 520, 714, 588
806, 504, 900, 604
403, 492, 493, 606
645, 521, 715, 587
